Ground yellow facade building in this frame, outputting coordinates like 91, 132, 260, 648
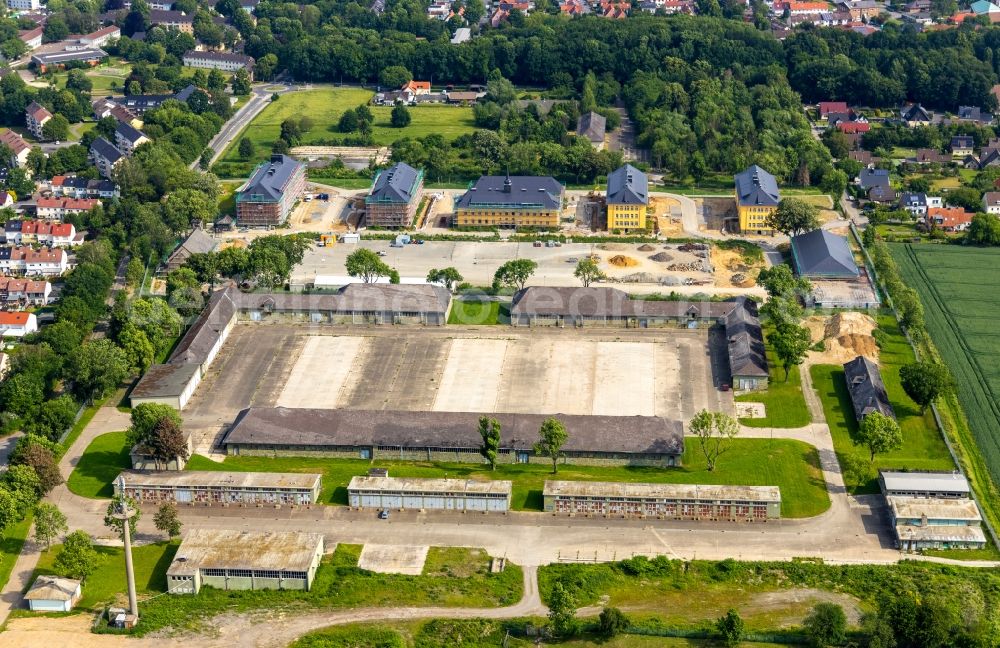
454, 175, 564, 228
734, 165, 780, 235
605, 164, 648, 232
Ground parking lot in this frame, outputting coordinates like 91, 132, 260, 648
182, 324, 735, 452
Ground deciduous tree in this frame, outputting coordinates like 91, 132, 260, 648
574, 257, 603, 287
858, 412, 903, 461
391, 103, 411, 128
426, 267, 463, 292
67, 339, 130, 403
54, 530, 98, 581
598, 606, 628, 637
716, 608, 745, 647
769, 321, 811, 381
899, 362, 954, 414
154, 502, 182, 538
690, 409, 739, 471
547, 581, 578, 637
478, 416, 501, 470
534, 417, 568, 474
238, 136, 255, 160
803, 602, 847, 648
766, 198, 820, 236
345, 248, 392, 283
33, 503, 68, 550
493, 259, 537, 292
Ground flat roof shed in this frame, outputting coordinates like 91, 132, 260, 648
880, 471, 970, 497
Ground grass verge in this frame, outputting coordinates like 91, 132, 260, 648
736, 343, 811, 428
0, 515, 33, 594
66, 431, 130, 499
187, 437, 829, 518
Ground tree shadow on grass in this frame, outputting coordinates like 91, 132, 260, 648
72, 448, 131, 498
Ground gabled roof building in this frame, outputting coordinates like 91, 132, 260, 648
734, 165, 780, 234
577, 111, 606, 148
843, 355, 894, 421
605, 164, 648, 232
236, 154, 306, 227
454, 174, 564, 228
790, 229, 859, 279
364, 162, 424, 228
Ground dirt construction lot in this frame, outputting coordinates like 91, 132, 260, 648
182, 324, 734, 450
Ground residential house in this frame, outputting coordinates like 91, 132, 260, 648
89, 137, 123, 179
30, 49, 107, 74
819, 101, 849, 118
850, 150, 874, 165
24, 576, 80, 612
970, 0, 1000, 16
775, 1, 829, 15
18, 27, 42, 50
48, 175, 119, 199
837, 121, 870, 134
901, 103, 932, 126
148, 10, 194, 33
113, 122, 150, 156
868, 184, 896, 204
957, 105, 993, 124
0, 276, 51, 305
120, 84, 196, 114
364, 162, 424, 229
0, 192, 12, 208
978, 147, 1000, 169
926, 206, 972, 231
0, 246, 68, 275
4, 219, 80, 246
402, 80, 431, 96
0, 311, 38, 337
450, 27, 472, 44
605, 164, 648, 233
819, 10, 853, 24
235, 154, 307, 227
36, 198, 100, 221
7, 0, 41, 10
92, 98, 142, 129
789, 229, 860, 279
899, 192, 929, 217
577, 111, 606, 149
843, 355, 895, 421
857, 168, 890, 191
983, 191, 1000, 214
182, 50, 255, 75
734, 165, 780, 235
166, 229, 219, 271
836, 0, 881, 20
0, 130, 31, 168
913, 148, 951, 164
80, 25, 120, 47
24, 101, 51, 140
454, 174, 565, 228
950, 136, 975, 157
446, 91, 480, 104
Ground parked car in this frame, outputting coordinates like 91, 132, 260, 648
378, 509, 390, 519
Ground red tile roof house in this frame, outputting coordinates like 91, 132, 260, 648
25, 101, 52, 140
0, 276, 51, 305
402, 80, 431, 96
0, 130, 31, 167
35, 197, 100, 221
0, 246, 69, 276
0, 312, 38, 338
3, 220, 79, 247
837, 121, 871, 134
926, 207, 973, 232
819, 101, 849, 118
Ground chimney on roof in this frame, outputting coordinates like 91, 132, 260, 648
270, 154, 282, 163
503, 171, 512, 193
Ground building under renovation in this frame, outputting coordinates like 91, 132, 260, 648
542, 481, 781, 521
114, 470, 322, 505
167, 529, 324, 594
887, 495, 986, 551
348, 475, 512, 512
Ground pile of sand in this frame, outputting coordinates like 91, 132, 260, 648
638, 243, 656, 251
805, 312, 879, 363
609, 255, 639, 267
599, 243, 630, 251
649, 252, 673, 262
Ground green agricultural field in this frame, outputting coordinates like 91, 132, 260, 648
810, 316, 954, 494
890, 244, 1000, 487
735, 343, 812, 429
187, 437, 829, 518
217, 88, 476, 168
66, 431, 130, 498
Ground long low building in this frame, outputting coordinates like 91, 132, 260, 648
879, 471, 970, 499
114, 470, 322, 505
223, 407, 685, 467
543, 480, 781, 520
887, 495, 986, 551
348, 476, 512, 512
167, 529, 324, 595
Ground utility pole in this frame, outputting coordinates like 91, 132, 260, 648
114, 475, 139, 620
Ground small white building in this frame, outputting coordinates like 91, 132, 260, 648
182, 50, 254, 74
983, 191, 1000, 215
0, 311, 38, 337
25, 576, 81, 612
7, 0, 41, 11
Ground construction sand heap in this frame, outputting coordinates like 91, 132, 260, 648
609, 255, 639, 267
637, 244, 656, 252
599, 243, 630, 251
649, 252, 673, 262
805, 312, 879, 364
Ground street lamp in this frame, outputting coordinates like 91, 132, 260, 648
113, 475, 139, 621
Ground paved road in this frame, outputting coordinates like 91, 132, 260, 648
196, 83, 295, 169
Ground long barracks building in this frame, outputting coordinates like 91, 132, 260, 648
454, 174, 564, 228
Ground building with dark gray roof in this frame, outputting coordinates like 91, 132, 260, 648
236, 154, 306, 227
724, 297, 769, 390
120, 84, 196, 114
605, 164, 649, 231
843, 355, 895, 421
129, 362, 201, 410
31, 48, 107, 72
89, 137, 123, 179
165, 228, 219, 271
223, 407, 686, 467
454, 174, 564, 228
735, 165, 780, 208
790, 229, 859, 279
577, 111, 606, 148
364, 162, 424, 228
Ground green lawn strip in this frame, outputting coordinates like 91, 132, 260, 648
57, 396, 108, 459
187, 437, 829, 518
0, 515, 33, 594
808, 316, 954, 494
448, 299, 503, 325
735, 344, 811, 428
216, 89, 474, 168
31, 540, 177, 610
121, 544, 521, 636
539, 557, 1000, 638
66, 431, 130, 499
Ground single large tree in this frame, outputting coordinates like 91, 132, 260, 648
54, 530, 98, 581
478, 416, 501, 470
33, 502, 68, 550
899, 362, 954, 414
391, 103, 412, 128
690, 409, 740, 471
534, 417, 568, 474
345, 248, 393, 283
803, 602, 847, 648
127, 403, 183, 450
574, 257, 603, 287
67, 339, 129, 403
144, 417, 190, 470
716, 608, 745, 647
769, 321, 811, 381
765, 198, 820, 236
547, 581, 578, 637
426, 267, 463, 292
493, 259, 538, 292
858, 412, 903, 461
154, 502, 182, 538
756, 264, 810, 300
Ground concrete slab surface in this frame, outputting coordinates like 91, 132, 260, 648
357, 544, 429, 575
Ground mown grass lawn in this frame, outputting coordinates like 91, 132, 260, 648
66, 431, 131, 499
0, 515, 33, 594
187, 437, 829, 518
217, 89, 475, 168
31, 540, 177, 610
447, 299, 507, 325
809, 316, 954, 494
736, 344, 811, 429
